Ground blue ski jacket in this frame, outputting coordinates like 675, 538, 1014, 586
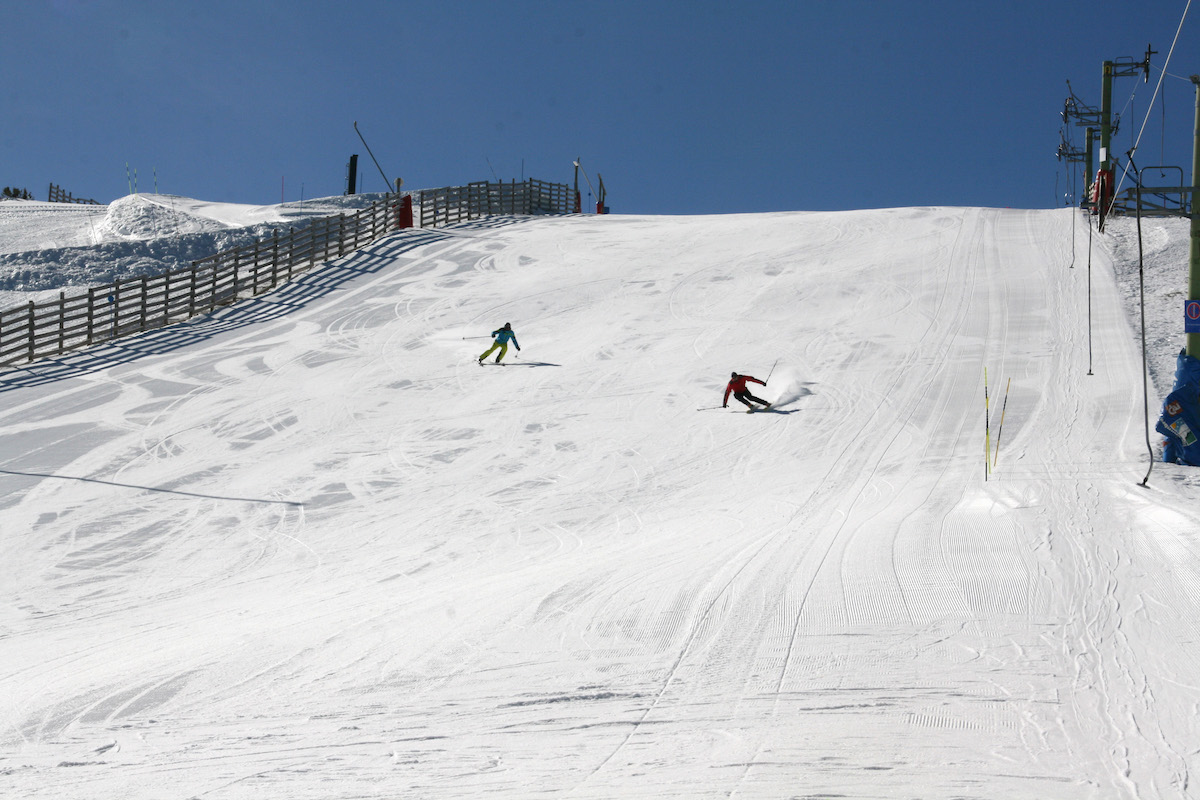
492, 328, 520, 348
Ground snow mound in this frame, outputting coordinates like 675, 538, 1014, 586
94, 194, 233, 242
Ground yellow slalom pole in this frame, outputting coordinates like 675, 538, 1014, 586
984, 367, 991, 481
993, 378, 1011, 469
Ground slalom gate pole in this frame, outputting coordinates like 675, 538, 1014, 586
984, 368, 991, 481
765, 358, 779, 384
993, 378, 1011, 469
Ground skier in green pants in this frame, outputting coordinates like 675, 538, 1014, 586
478, 322, 520, 364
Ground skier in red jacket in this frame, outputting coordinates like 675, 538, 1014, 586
723, 372, 771, 412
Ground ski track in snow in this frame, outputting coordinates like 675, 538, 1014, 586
2, 206, 1200, 798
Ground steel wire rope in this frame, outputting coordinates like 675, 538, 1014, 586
1127, 154, 1155, 486
1161, 68, 1168, 172
1159, 65, 1200, 82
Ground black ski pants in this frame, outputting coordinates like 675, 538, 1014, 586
733, 390, 768, 408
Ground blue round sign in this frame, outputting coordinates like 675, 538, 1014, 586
1186, 300, 1200, 333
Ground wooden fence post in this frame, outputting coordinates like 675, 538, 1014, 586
26, 301, 35, 362
140, 275, 149, 332
162, 272, 171, 327
287, 227, 295, 280
86, 287, 95, 345
232, 247, 240, 302
252, 242, 261, 295
271, 231, 280, 288
58, 291, 66, 354
189, 266, 198, 317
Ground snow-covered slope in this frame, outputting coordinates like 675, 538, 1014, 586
2, 205, 1200, 799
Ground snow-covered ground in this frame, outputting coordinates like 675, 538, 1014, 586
3, 197, 1200, 799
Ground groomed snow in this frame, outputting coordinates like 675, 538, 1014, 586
2, 201, 1200, 799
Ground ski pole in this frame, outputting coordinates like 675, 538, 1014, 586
461, 336, 490, 340
696, 405, 724, 411
765, 358, 779, 384
993, 378, 1011, 469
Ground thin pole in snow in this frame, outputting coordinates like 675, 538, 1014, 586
984, 367, 990, 482
765, 358, 779, 384
993, 378, 1011, 470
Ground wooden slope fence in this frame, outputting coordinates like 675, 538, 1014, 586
47, 182, 100, 205
0, 178, 570, 369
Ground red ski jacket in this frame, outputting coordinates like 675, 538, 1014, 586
724, 374, 765, 405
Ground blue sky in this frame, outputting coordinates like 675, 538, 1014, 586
5, 0, 1198, 214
